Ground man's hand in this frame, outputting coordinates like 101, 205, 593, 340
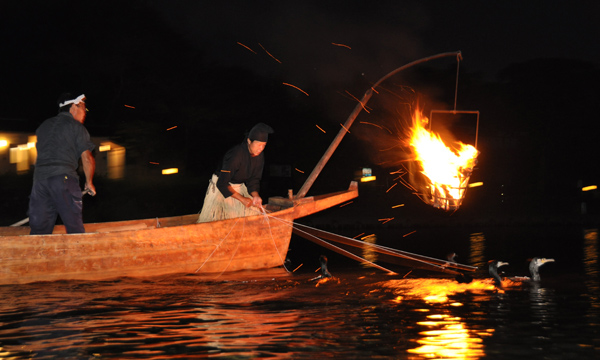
85, 183, 96, 196
252, 195, 263, 208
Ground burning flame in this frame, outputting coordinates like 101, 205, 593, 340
408, 110, 478, 210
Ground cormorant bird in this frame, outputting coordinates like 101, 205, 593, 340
310, 255, 332, 281
488, 260, 509, 287
489, 257, 555, 287
446, 252, 458, 263
527, 257, 555, 282
447, 252, 474, 283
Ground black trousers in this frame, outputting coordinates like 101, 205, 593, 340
28, 174, 85, 234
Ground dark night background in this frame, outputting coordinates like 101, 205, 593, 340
1, 0, 599, 228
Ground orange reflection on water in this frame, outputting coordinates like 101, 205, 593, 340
382, 278, 497, 359
383, 278, 496, 304
409, 313, 492, 359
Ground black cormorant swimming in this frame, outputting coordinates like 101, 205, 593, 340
488, 260, 509, 287
528, 257, 555, 282
310, 255, 332, 281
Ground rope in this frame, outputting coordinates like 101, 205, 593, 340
255, 210, 396, 273
454, 52, 461, 112
194, 217, 242, 273
194, 206, 287, 276
213, 216, 246, 277
255, 207, 287, 266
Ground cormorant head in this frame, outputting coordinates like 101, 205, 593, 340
529, 257, 555, 282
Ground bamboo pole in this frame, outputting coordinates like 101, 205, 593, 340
295, 51, 462, 199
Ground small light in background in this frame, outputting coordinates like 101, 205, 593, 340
582, 185, 597, 192
162, 168, 179, 175
360, 167, 376, 182
0, 139, 8, 148
360, 175, 376, 183
99, 144, 111, 152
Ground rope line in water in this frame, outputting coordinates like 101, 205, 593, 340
194, 217, 242, 273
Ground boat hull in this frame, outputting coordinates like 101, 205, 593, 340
0, 183, 358, 284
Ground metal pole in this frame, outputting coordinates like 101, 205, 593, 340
295, 51, 462, 199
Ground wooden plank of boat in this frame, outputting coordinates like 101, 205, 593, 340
0, 182, 358, 285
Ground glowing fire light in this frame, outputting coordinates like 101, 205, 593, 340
360, 175, 376, 182
162, 168, 179, 175
408, 110, 478, 210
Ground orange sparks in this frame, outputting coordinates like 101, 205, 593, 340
331, 42, 351, 49
353, 233, 365, 239
149, 162, 159, 165
359, 121, 392, 134
403, 230, 417, 237
295, 168, 304, 173
282, 82, 309, 96
124, 104, 135, 109
386, 183, 398, 193
392, 204, 405, 208
339, 201, 353, 207
166, 126, 177, 131
345, 90, 370, 113
220, 170, 231, 173
237, 42, 257, 54
379, 217, 394, 224
258, 43, 281, 63
339, 123, 351, 134
293, 263, 303, 272
316, 124, 326, 133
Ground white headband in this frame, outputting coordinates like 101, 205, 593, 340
59, 94, 86, 108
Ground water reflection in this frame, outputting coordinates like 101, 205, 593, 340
528, 285, 557, 325
469, 232, 486, 269
410, 313, 489, 359
361, 233, 378, 267
583, 228, 599, 291
2, 227, 600, 359
583, 228, 599, 328
382, 278, 496, 359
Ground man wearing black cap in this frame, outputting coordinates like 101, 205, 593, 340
198, 122, 273, 222
28, 93, 96, 234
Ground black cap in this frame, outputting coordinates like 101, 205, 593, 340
248, 123, 274, 142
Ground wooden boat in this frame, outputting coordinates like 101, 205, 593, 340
1, 53, 469, 285
0, 182, 358, 284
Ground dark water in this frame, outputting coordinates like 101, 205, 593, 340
1, 226, 599, 359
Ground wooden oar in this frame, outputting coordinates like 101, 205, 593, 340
10, 189, 91, 227
293, 223, 477, 274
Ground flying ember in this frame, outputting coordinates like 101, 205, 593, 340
408, 110, 478, 211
